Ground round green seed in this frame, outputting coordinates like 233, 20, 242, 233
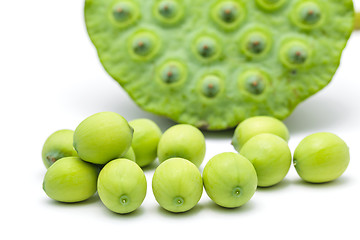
152, 158, 203, 213
232, 116, 289, 152
240, 133, 292, 187
73, 112, 133, 165
43, 157, 98, 203
157, 124, 206, 167
129, 119, 162, 167
41, 129, 78, 168
293, 132, 350, 183
97, 158, 147, 214
203, 152, 257, 208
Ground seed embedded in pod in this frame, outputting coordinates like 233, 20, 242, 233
193, 35, 221, 61
157, 60, 187, 85
129, 31, 161, 60
211, 1, 245, 31
218, 2, 238, 23
244, 74, 266, 95
246, 33, 267, 54
255, 0, 287, 11
154, 0, 184, 25
158, 1, 177, 18
200, 75, 222, 98
110, 1, 140, 28
291, 2, 323, 29
288, 46, 308, 64
280, 40, 311, 68
238, 69, 269, 96
133, 38, 151, 56
240, 28, 272, 58
161, 64, 180, 84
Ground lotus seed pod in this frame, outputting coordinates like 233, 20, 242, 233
42, 157, 98, 202
41, 129, 78, 168
157, 124, 206, 167
97, 159, 147, 214
152, 158, 203, 213
85, 0, 354, 130
293, 132, 350, 183
232, 116, 289, 152
128, 119, 162, 167
202, 152, 257, 208
73, 112, 133, 165
240, 133, 291, 187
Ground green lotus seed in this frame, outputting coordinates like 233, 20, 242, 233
152, 158, 203, 213
158, 60, 187, 85
291, 1, 323, 29
97, 158, 147, 214
300, 3, 321, 24
237, 69, 270, 98
154, 0, 184, 25
42, 157, 98, 203
158, 1, 176, 18
41, 129, 78, 169
293, 132, 350, 183
157, 124, 206, 167
245, 76, 265, 95
109, 1, 140, 28
255, 0, 287, 11
211, 1, 245, 31
240, 133, 291, 187
193, 35, 221, 61
129, 31, 161, 60
247, 34, 266, 54
200, 75, 222, 98
129, 119, 162, 167
232, 116, 289, 152
239, 27, 272, 58
202, 152, 257, 208
73, 112, 133, 165
280, 40, 311, 68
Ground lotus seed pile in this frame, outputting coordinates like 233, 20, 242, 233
41, 112, 350, 214
85, 0, 354, 130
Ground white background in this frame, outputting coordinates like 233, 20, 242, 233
1, 1, 359, 239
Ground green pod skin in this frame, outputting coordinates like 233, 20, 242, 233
97, 159, 147, 214
129, 119, 162, 167
293, 132, 350, 183
41, 129, 78, 168
152, 158, 203, 213
157, 124, 206, 167
203, 152, 257, 208
43, 157, 98, 203
232, 116, 289, 152
73, 112, 133, 165
240, 133, 291, 187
